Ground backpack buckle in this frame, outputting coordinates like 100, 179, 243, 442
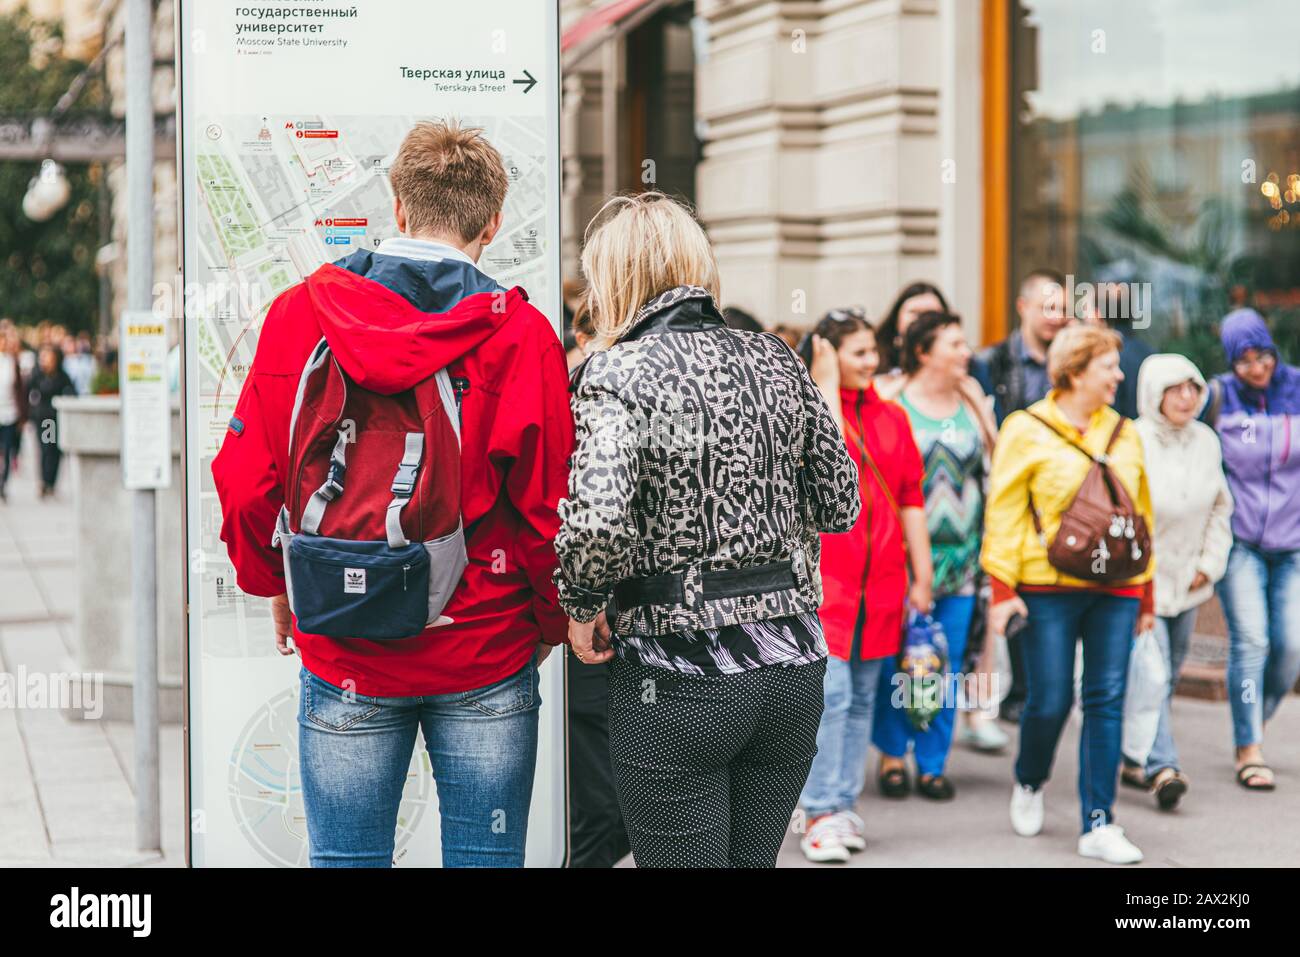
322, 461, 346, 500
391, 462, 419, 496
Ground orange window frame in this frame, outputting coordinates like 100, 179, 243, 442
982, 0, 1011, 346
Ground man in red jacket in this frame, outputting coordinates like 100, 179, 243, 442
212, 120, 573, 867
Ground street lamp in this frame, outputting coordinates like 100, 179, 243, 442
21, 31, 122, 224
22, 157, 72, 222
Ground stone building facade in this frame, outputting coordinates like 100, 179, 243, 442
560, 0, 986, 336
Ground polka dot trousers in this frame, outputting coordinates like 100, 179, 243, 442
606, 654, 826, 867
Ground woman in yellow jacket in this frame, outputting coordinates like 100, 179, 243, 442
981, 324, 1156, 865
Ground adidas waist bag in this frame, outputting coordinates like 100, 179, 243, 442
271, 338, 468, 641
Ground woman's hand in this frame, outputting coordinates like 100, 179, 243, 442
988, 595, 1029, 639
810, 335, 840, 390
1189, 571, 1209, 593
1136, 613, 1156, 636
908, 579, 933, 615
569, 612, 614, 665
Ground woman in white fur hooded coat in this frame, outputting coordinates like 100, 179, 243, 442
1121, 352, 1234, 810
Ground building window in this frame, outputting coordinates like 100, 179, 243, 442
1010, 0, 1300, 371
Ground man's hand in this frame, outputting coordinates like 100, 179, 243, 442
1136, 613, 1156, 636
569, 611, 614, 665
270, 594, 295, 656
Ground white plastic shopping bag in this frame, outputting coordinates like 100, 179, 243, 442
1121, 629, 1168, 767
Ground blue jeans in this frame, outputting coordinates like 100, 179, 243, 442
800, 654, 885, 816
872, 594, 976, 777
1218, 541, 1300, 749
297, 656, 540, 867
1142, 608, 1197, 776
1015, 591, 1137, 834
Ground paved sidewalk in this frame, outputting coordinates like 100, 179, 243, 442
776, 693, 1300, 867
0, 435, 185, 867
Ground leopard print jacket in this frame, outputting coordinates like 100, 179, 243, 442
554, 285, 861, 635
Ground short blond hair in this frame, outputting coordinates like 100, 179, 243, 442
1048, 324, 1123, 391
581, 192, 720, 344
389, 120, 509, 243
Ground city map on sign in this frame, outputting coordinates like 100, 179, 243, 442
191, 112, 550, 656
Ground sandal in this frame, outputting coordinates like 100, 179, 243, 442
917, 774, 955, 801
878, 764, 911, 798
1119, 764, 1149, 791
1236, 764, 1276, 791
1150, 768, 1188, 810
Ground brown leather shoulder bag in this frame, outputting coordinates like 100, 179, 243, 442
1026, 413, 1152, 583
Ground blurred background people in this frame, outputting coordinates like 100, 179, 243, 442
563, 293, 629, 867
874, 281, 949, 391
722, 305, 764, 333
973, 268, 1072, 427
61, 334, 94, 396
1122, 353, 1233, 810
556, 193, 861, 868
1080, 282, 1153, 420
27, 344, 77, 498
871, 311, 993, 800
1209, 309, 1300, 792
981, 324, 1155, 864
796, 309, 932, 862
769, 324, 803, 350
0, 327, 29, 503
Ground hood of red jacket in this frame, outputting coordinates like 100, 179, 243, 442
303, 249, 517, 395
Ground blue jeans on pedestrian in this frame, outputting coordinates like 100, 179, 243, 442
1141, 608, 1197, 776
872, 594, 975, 778
1218, 541, 1300, 749
1015, 591, 1137, 834
800, 654, 886, 817
297, 655, 541, 867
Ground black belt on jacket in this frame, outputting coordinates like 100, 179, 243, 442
611, 561, 797, 612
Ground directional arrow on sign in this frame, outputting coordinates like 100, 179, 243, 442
514, 69, 537, 94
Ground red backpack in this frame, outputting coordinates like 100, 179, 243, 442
271, 337, 467, 640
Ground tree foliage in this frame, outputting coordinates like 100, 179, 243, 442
0, 9, 106, 334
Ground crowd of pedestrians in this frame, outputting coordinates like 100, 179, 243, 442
0, 319, 95, 501
211, 120, 1297, 869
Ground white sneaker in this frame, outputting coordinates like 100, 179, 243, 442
830, 810, 866, 852
801, 814, 852, 863
960, 718, 1010, 753
1078, 823, 1143, 864
1010, 784, 1044, 836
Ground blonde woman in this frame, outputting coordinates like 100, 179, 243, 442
981, 324, 1156, 865
554, 193, 861, 868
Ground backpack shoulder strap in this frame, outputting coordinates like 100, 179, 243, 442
1203, 378, 1224, 427
1026, 411, 1088, 458
1103, 416, 1128, 454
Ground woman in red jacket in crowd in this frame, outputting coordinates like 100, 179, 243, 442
797, 308, 933, 863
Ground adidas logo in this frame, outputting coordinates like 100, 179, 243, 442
343, 568, 367, 594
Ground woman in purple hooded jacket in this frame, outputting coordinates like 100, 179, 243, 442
1210, 309, 1300, 791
